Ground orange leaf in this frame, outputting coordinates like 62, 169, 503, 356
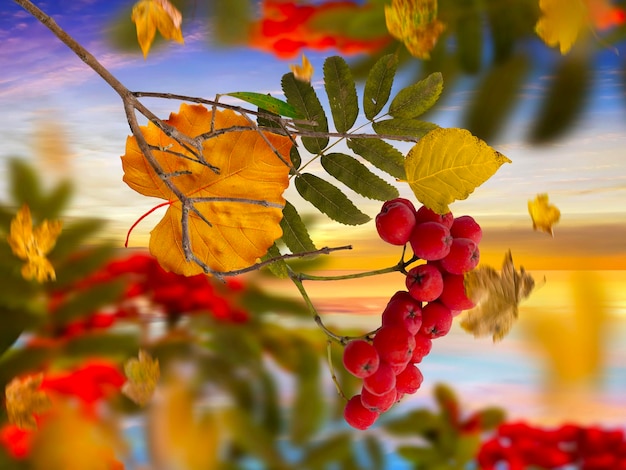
131, 0, 184, 59
528, 193, 561, 236
121, 103, 292, 276
289, 54, 314, 83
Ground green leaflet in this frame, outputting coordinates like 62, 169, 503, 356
213, 0, 250, 46
389, 72, 444, 119
280, 200, 316, 254
363, 53, 398, 120
290, 341, 324, 444
64, 332, 139, 358
227, 92, 300, 118
295, 173, 370, 225
261, 243, 289, 278
455, 0, 483, 74
373, 118, 439, 139
299, 433, 353, 468
320, 152, 399, 201
347, 138, 406, 180
323, 56, 359, 133
282, 72, 329, 154
289, 145, 301, 175
52, 280, 126, 326
364, 435, 386, 470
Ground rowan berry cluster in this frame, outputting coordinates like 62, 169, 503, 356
342, 198, 482, 430
478, 421, 626, 469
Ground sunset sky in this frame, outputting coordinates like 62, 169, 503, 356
1, 0, 625, 274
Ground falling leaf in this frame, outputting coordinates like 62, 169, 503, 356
121, 103, 292, 276
385, 0, 445, 59
535, 0, 625, 54
7, 205, 63, 282
528, 193, 561, 236
290, 54, 314, 83
5, 374, 51, 431
461, 251, 536, 342
131, 0, 184, 58
404, 128, 511, 215
122, 350, 160, 406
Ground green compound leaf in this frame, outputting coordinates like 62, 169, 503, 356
405, 128, 511, 214
389, 72, 443, 119
347, 138, 406, 180
280, 200, 316, 254
323, 56, 359, 133
261, 243, 289, 278
282, 72, 329, 154
226, 92, 300, 118
295, 173, 370, 225
373, 118, 438, 139
364, 53, 398, 120
289, 146, 301, 175
321, 152, 399, 201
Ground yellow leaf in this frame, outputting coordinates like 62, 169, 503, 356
528, 193, 561, 236
121, 103, 292, 276
7, 204, 63, 283
461, 251, 536, 342
122, 350, 160, 406
5, 374, 51, 430
289, 54, 314, 83
385, 0, 445, 59
131, 0, 184, 59
404, 128, 511, 215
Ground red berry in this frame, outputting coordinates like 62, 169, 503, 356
381, 291, 423, 335
342, 340, 380, 378
440, 238, 480, 274
410, 333, 432, 363
395, 364, 423, 395
415, 205, 454, 228
373, 326, 416, 365
344, 394, 379, 430
420, 301, 453, 338
363, 361, 396, 396
451, 215, 482, 243
375, 199, 417, 246
439, 273, 475, 311
360, 386, 397, 413
405, 264, 444, 302
410, 222, 453, 260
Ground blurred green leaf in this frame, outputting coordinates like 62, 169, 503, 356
227, 92, 299, 118
282, 73, 329, 154
50, 219, 109, 260
364, 53, 399, 120
373, 118, 438, 139
485, 0, 538, 63
324, 56, 359, 133
8, 159, 43, 212
63, 332, 139, 359
347, 138, 406, 180
290, 341, 324, 444
397, 445, 439, 465
384, 408, 440, 436
39, 180, 73, 220
280, 200, 317, 254
52, 244, 116, 288
240, 285, 309, 318
259, 369, 281, 436
52, 280, 125, 327
300, 433, 353, 468
364, 434, 386, 470
0, 307, 33, 357
473, 406, 506, 430
528, 54, 591, 143
463, 54, 530, 142
455, 0, 483, 73
389, 72, 443, 119
321, 153, 399, 201
0, 345, 55, 390
295, 173, 370, 225
213, 0, 250, 45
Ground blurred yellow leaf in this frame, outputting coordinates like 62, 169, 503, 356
289, 54, 314, 83
122, 350, 160, 406
5, 374, 51, 431
528, 193, 561, 236
535, 0, 625, 54
385, 0, 445, 59
30, 403, 125, 470
461, 251, 536, 342
131, 0, 184, 58
7, 204, 62, 282
404, 128, 511, 214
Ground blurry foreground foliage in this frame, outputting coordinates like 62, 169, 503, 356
0, 157, 507, 469
109, 0, 626, 144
